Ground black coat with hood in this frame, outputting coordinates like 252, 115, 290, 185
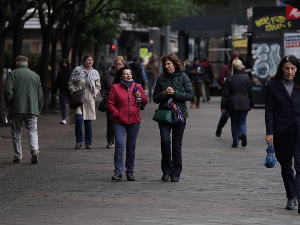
53, 59, 73, 95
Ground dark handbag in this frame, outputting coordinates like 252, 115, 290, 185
203, 74, 213, 85
264, 141, 276, 168
98, 99, 108, 112
69, 88, 85, 109
152, 109, 172, 123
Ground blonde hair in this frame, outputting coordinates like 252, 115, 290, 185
232, 59, 243, 70
114, 56, 125, 65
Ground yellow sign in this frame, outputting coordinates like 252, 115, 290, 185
255, 15, 292, 32
139, 48, 148, 58
234, 39, 247, 48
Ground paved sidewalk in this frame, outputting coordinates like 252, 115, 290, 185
0, 97, 299, 224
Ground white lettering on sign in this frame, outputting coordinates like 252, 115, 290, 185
289, 8, 300, 19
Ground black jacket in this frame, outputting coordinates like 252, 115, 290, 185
265, 78, 300, 163
221, 70, 254, 111
53, 64, 73, 95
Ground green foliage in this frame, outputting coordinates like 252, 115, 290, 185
119, 0, 187, 28
22, 51, 41, 71
3, 49, 12, 69
192, 0, 235, 6
184, 0, 205, 16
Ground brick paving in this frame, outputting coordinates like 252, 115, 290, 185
0, 97, 299, 224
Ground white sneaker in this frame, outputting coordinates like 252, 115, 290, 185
61, 119, 66, 124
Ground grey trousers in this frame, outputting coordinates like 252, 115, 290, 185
11, 114, 39, 160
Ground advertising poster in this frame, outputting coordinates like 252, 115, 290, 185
249, 6, 300, 106
283, 32, 300, 59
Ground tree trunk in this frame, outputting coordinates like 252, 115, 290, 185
11, 21, 25, 69
71, 44, 78, 68
40, 30, 52, 112
0, 33, 7, 124
50, 37, 57, 109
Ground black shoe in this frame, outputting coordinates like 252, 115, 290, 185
111, 173, 122, 181
85, 144, 92, 149
231, 144, 238, 148
171, 177, 179, 182
216, 127, 222, 137
202, 98, 206, 102
161, 174, 169, 182
107, 142, 115, 149
31, 150, 38, 164
241, 133, 247, 147
238, 133, 242, 140
75, 143, 82, 149
126, 174, 135, 181
13, 159, 22, 163
285, 198, 297, 210
207, 97, 210, 102
298, 200, 300, 214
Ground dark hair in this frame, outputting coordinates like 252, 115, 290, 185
161, 52, 184, 74
114, 66, 135, 84
82, 53, 95, 63
271, 55, 300, 89
193, 57, 200, 62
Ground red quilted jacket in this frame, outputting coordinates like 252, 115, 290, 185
107, 82, 147, 124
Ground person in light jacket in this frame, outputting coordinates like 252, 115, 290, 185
108, 67, 147, 181
68, 53, 101, 149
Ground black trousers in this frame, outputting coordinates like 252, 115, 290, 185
279, 142, 300, 199
106, 110, 114, 144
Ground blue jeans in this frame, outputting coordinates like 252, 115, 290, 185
75, 114, 92, 145
113, 123, 140, 174
148, 78, 157, 101
158, 121, 186, 178
59, 92, 69, 120
229, 110, 248, 145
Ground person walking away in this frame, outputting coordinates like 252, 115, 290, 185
108, 67, 147, 181
221, 59, 253, 148
153, 52, 194, 182
101, 56, 125, 149
265, 55, 300, 213
201, 57, 214, 102
145, 54, 160, 102
216, 52, 246, 137
186, 57, 205, 108
129, 57, 146, 89
68, 53, 101, 150
4, 55, 44, 164
97, 56, 109, 77
53, 59, 73, 124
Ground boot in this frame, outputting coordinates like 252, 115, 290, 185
285, 198, 296, 210
216, 125, 222, 137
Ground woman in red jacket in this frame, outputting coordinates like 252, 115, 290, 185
107, 67, 147, 181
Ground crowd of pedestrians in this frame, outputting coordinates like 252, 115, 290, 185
4, 51, 300, 215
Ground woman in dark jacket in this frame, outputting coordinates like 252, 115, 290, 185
265, 55, 300, 213
221, 59, 253, 148
108, 67, 147, 181
100, 56, 125, 149
153, 53, 194, 182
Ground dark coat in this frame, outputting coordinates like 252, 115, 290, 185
265, 79, 300, 163
153, 72, 194, 118
186, 63, 206, 83
100, 66, 117, 99
221, 70, 254, 111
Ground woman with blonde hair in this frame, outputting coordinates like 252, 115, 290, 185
100, 56, 125, 148
221, 59, 253, 148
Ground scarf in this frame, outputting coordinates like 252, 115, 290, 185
69, 65, 100, 98
121, 79, 134, 90
165, 98, 184, 124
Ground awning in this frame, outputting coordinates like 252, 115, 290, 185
282, 0, 300, 10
